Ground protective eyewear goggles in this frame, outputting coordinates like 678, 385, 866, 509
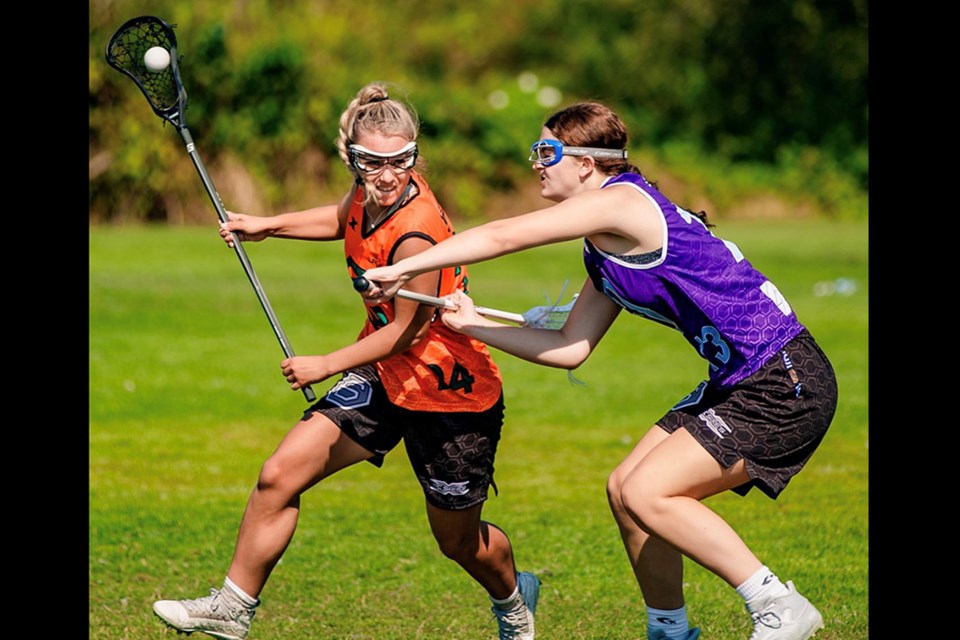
528, 139, 627, 167
348, 141, 419, 174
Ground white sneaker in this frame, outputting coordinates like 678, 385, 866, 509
746, 581, 824, 640
491, 571, 540, 639
153, 587, 256, 640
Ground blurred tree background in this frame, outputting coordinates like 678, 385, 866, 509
89, 0, 867, 225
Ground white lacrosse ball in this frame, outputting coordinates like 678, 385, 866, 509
144, 46, 171, 72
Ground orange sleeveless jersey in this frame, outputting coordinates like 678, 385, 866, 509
343, 172, 503, 412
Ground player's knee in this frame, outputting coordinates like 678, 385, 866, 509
606, 468, 627, 511
256, 455, 293, 494
435, 529, 478, 562
620, 480, 667, 531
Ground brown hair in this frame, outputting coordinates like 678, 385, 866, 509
545, 102, 710, 225
543, 102, 641, 176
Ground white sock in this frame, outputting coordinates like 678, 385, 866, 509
646, 605, 689, 638
736, 565, 789, 604
491, 586, 521, 610
223, 577, 260, 607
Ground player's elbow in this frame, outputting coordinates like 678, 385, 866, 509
404, 324, 432, 350
406, 335, 424, 350
566, 348, 592, 370
544, 341, 592, 370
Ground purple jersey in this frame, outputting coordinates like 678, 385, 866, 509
583, 172, 804, 387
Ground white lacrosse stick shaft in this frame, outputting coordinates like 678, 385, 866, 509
393, 289, 526, 324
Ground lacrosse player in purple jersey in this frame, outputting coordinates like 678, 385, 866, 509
361, 102, 838, 640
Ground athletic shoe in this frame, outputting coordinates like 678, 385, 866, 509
517, 571, 541, 614
153, 587, 256, 640
746, 580, 824, 640
649, 627, 701, 640
492, 571, 541, 639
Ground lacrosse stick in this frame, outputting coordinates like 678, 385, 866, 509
352, 277, 577, 329
105, 15, 316, 402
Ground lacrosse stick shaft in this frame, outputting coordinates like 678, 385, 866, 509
393, 289, 526, 324
351, 277, 526, 324
177, 127, 316, 403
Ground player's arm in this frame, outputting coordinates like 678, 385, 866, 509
281, 236, 441, 389
441, 281, 621, 370
362, 187, 641, 298
221, 190, 354, 246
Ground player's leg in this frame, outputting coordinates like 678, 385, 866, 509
427, 504, 516, 597
608, 426, 683, 605
623, 331, 837, 640
154, 366, 396, 639
427, 505, 539, 640
227, 365, 404, 596
619, 427, 759, 586
620, 428, 825, 640
608, 425, 701, 640
226, 412, 374, 595
152, 412, 373, 639
407, 393, 539, 639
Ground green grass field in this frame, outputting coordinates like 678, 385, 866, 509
89, 220, 868, 639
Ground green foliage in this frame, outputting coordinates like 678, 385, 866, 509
89, 221, 868, 639
696, 0, 868, 174
89, 0, 867, 224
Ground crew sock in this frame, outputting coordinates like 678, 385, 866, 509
224, 577, 260, 608
736, 565, 789, 604
646, 604, 689, 638
491, 586, 522, 610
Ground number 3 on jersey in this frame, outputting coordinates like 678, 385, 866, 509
426, 362, 475, 394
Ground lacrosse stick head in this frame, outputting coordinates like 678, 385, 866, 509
522, 293, 579, 329
105, 16, 188, 127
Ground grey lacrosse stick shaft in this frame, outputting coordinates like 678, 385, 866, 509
177, 126, 316, 403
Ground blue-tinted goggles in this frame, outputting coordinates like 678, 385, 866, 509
528, 139, 627, 167
348, 141, 419, 174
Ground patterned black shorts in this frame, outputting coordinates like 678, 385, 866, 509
303, 365, 504, 510
657, 329, 838, 499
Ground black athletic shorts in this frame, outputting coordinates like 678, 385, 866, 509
657, 329, 838, 499
303, 365, 504, 510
